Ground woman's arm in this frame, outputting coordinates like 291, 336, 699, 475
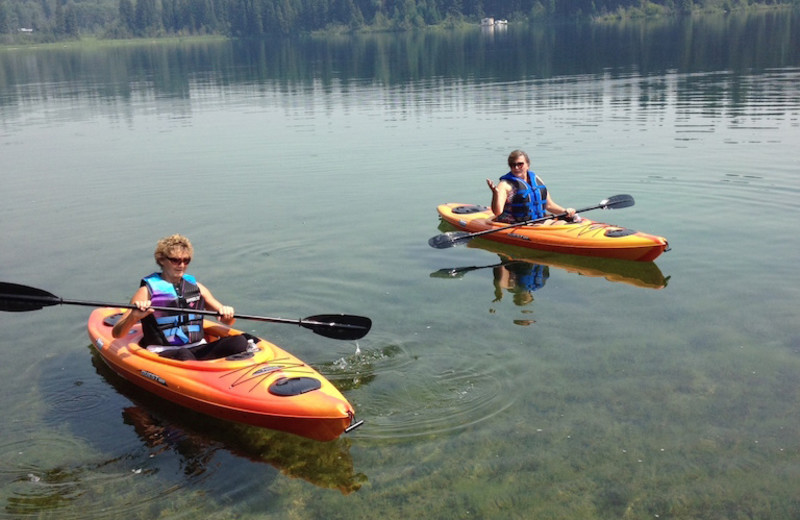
486, 179, 511, 216
111, 285, 153, 338
544, 191, 575, 218
198, 282, 235, 326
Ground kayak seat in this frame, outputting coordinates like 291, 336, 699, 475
453, 205, 488, 214
103, 313, 124, 326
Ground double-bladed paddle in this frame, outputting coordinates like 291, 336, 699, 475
0, 282, 371, 341
428, 194, 635, 249
430, 261, 517, 279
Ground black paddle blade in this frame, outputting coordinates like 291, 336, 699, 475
428, 231, 472, 249
0, 282, 61, 312
429, 268, 467, 279
301, 314, 372, 340
430, 261, 510, 279
601, 194, 635, 210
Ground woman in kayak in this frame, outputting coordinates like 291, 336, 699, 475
112, 234, 249, 361
486, 149, 578, 224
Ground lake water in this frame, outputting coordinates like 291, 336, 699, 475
2, 11, 800, 519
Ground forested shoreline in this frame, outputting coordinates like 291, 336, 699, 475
0, 0, 797, 43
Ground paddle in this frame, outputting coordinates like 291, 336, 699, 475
430, 261, 518, 279
0, 282, 371, 341
428, 194, 635, 249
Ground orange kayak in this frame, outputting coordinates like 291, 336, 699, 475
437, 203, 669, 262
88, 307, 360, 441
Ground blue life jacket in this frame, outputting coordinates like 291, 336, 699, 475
140, 273, 205, 346
517, 264, 549, 292
498, 172, 548, 222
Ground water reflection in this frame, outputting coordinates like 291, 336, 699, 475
491, 261, 549, 304
2, 11, 799, 519
1, 11, 797, 112
70, 349, 363, 494
432, 232, 668, 324
3, 346, 366, 518
490, 261, 548, 326
89, 352, 365, 494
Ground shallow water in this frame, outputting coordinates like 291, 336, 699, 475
2, 12, 800, 519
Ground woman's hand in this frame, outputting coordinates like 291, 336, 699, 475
216, 304, 236, 325
131, 300, 154, 318
112, 296, 153, 338
217, 305, 235, 320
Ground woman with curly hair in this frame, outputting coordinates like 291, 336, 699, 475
112, 234, 248, 361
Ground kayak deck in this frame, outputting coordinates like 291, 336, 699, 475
88, 307, 359, 441
437, 203, 669, 262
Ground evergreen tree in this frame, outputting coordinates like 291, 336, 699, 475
0, 0, 795, 41
119, 0, 135, 32
0, 1, 11, 34
134, 0, 159, 34
54, 0, 64, 33
64, 3, 77, 35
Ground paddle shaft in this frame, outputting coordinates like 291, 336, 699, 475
0, 286, 371, 339
461, 201, 605, 240
6, 293, 358, 328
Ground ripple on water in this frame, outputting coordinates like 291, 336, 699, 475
8, 353, 232, 518
323, 336, 518, 441
367, 368, 516, 440
38, 349, 125, 424
0, 435, 164, 519
46, 382, 111, 418
0, 437, 82, 517
319, 332, 418, 392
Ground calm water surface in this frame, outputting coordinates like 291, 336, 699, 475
1, 11, 800, 519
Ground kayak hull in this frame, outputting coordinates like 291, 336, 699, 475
88, 307, 356, 441
437, 203, 669, 262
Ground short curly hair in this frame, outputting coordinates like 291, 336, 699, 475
154, 234, 193, 267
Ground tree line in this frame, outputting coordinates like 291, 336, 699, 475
1, 0, 796, 41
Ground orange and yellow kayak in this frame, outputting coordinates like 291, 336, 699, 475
437, 203, 669, 262
88, 307, 359, 442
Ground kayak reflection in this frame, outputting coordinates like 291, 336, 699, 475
90, 350, 367, 494
432, 237, 668, 323
433, 219, 668, 288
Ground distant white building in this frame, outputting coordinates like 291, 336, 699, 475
19, 28, 34, 33
480, 18, 508, 27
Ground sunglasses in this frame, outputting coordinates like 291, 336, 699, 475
510, 161, 526, 168
166, 256, 191, 266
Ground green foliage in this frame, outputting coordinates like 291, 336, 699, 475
0, 1, 12, 34
0, 0, 794, 39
